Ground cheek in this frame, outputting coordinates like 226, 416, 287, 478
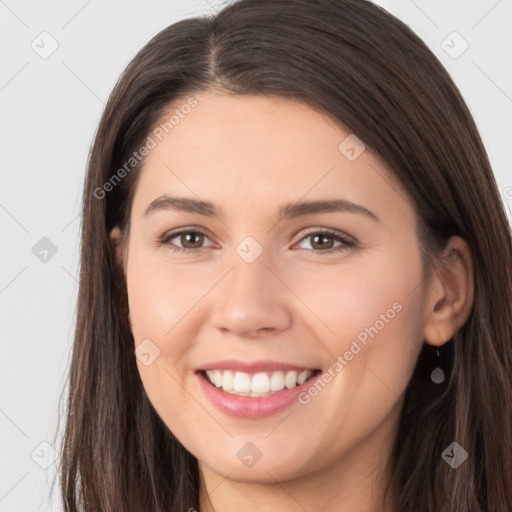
289, 247, 425, 405
126, 254, 204, 419
285, 265, 425, 466
126, 252, 211, 347
288, 248, 423, 348
126, 256, 206, 439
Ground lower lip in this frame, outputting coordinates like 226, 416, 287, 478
196, 371, 320, 419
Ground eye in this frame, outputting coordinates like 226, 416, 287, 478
158, 228, 357, 255
294, 229, 356, 254
159, 229, 215, 254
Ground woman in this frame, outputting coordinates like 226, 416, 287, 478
56, 0, 512, 510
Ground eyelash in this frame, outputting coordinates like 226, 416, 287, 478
158, 228, 357, 255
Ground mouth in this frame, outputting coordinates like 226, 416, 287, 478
197, 368, 322, 398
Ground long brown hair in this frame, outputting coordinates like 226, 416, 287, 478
53, 0, 512, 510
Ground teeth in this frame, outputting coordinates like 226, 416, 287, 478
270, 371, 285, 392
204, 369, 315, 396
251, 372, 270, 393
233, 372, 251, 393
285, 371, 297, 389
222, 370, 234, 392
297, 370, 308, 385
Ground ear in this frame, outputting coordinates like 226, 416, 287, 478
109, 226, 132, 330
109, 226, 125, 272
423, 236, 474, 347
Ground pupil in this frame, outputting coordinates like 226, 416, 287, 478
313, 234, 333, 250
184, 233, 202, 248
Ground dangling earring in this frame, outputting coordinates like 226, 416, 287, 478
430, 348, 445, 384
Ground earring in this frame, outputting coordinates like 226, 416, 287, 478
430, 348, 445, 384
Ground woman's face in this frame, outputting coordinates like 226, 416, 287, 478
115, 92, 430, 484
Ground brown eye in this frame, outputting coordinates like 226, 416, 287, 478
310, 233, 335, 250
295, 229, 356, 254
178, 232, 205, 249
160, 230, 214, 253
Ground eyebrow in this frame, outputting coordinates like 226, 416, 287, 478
143, 195, 380, 222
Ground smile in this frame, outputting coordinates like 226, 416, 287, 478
202, 369, 319, 397
195, 366, 322, 419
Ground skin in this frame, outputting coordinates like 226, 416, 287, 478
110, 91, 474, 512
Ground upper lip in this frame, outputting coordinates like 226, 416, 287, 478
197, 359, 319, 373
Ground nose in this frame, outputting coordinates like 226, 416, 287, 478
210, 256, 292, 338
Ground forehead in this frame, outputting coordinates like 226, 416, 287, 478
130, 92, 412, 223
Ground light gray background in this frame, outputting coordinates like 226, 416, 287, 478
0, 1, 510, 510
